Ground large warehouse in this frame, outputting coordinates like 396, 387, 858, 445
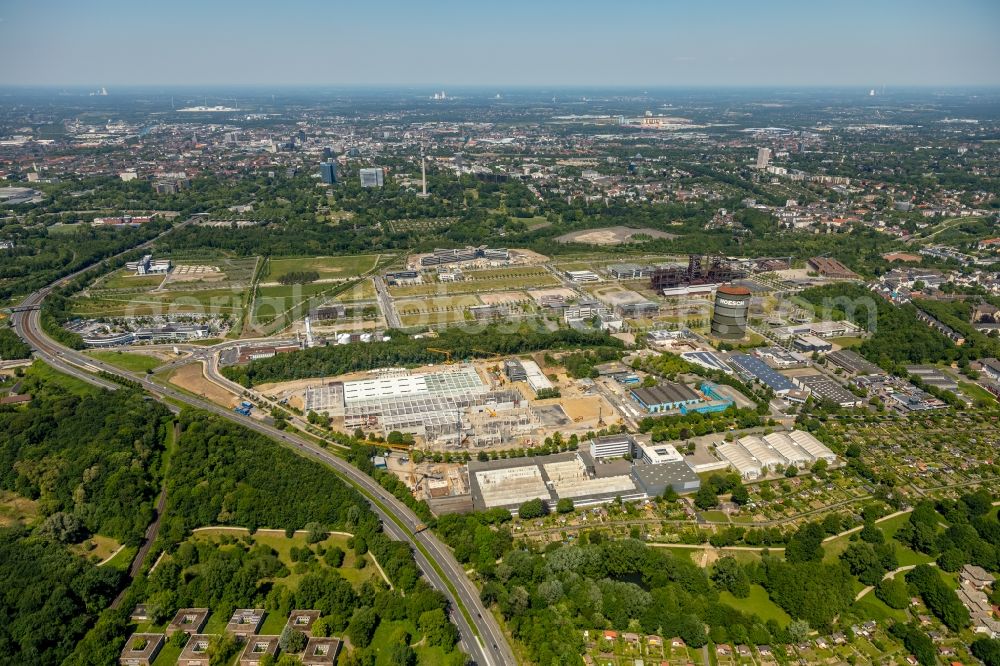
716, 429, 837, 479
305, 365, 537, 447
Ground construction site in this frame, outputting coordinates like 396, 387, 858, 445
303, 364, 539, 448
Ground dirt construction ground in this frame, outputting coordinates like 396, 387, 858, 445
169, 362, 240, 407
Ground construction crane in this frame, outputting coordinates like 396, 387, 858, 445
427, 347, 454, 364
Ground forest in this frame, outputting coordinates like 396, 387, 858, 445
0, 375, 171, 544
0, 371, 171, 665
223, 325, 623, 386
798, 283, 959, 368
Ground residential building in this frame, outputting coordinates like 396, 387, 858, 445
119, 634, 164, 666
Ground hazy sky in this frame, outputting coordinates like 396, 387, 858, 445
2, 0, 999, 87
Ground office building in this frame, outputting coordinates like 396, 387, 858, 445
756, 148, 772, 169
359, 167, 384, 188
320, 161, 337, 184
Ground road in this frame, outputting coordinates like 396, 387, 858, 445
373, 275, 402, 329
13, 279, 514, 666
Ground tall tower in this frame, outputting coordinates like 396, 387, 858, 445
711, 285, 751, 340
417, 153, 429, 198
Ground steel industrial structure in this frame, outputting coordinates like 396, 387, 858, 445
649, 254, 746, 291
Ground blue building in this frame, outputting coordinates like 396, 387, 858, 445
320, 161, 337, 184
630, 381, 702, 413
727, 354, 795, 394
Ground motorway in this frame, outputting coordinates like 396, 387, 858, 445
12, 289, 516, 666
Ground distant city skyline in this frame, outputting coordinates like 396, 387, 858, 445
2, 0, 999, 87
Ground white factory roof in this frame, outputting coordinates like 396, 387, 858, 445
343, 365, 484, 405
520, 359, 553, 392
762, 432, 813, 465
737, 436, 788, 469
476, 465, 550, 508
639, 443, 685, 465
788, 430, 837, 463
717, 441, 762, 477
543, 457, 637, 499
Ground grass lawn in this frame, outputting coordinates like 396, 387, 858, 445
151, 640, 182, 666
719, 585, 791, 627
86, 350, 162, 373
105, 545, 137, 571
268, 255, 382, 281
829, 336, 865, 348
959, 380, 998, 404
26, 360, 95, 395
0, 491, 39, 527
71, 534, 122, 563
700, 510, 730, 523
99, 271, 166, 290
851, 595, 908, 624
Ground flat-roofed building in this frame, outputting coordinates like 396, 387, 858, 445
728, 354, 795, 394
301, 636, 342, 666
239, 636, 280, 666
717, 441, 762, 480
166, 608, 208, 636
590, 434, 635, 459
226, 608, 265, 638
636, 443, 684, 465
631, 460, 701, 496
119, 633, 164, 666
793, 374, 863, 408
177, 634, 213, 666
826, 350, 885, 376
285, 610, 321, 636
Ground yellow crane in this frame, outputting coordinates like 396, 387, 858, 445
427, 347, 454, 364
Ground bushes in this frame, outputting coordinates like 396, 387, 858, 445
875, 577, 910, 609
0, 327, 31, 360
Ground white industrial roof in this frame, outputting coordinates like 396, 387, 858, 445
717, 441, 762, 476
639, 443, 685, 464
788, 430, 837, 462
762, 432, 813, 464
521, 359, 553, 392
737, 435, 788, 469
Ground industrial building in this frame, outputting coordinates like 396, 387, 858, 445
717, 441, 763, 480
727, 354, 796, 394
793, 373, 863, 407
304, 365, 536, 447
607, 263, 651, 280
906, 365, 959, 393
716, 429, 836, 479
826, 349, 885, 376
419, 246, 509, 267
793, 334, 832, 353
681, 350, 733, 374
711, 284, 751, 339
630, 381, 701, 413
649, 255, 746, 292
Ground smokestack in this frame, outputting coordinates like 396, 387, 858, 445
421, 154, 428, 197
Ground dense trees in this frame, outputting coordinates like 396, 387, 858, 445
905, 565, 970, 631
799, 284, 958, 367
224, 325, 622, 386
0, 327, 31, 359
0, 377, 170, 544
0, 527, 125, 665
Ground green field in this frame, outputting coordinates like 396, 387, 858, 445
395, 295, 481, 315
99, 271, 167, 290
86, 350, 162, 373
267, 254, 382, 282
72, 287, 248, 317
719, 584, 791, 627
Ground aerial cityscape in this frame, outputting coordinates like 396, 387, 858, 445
2, 2, 1000, 666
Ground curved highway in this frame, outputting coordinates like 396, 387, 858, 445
12, 285, 516, 666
